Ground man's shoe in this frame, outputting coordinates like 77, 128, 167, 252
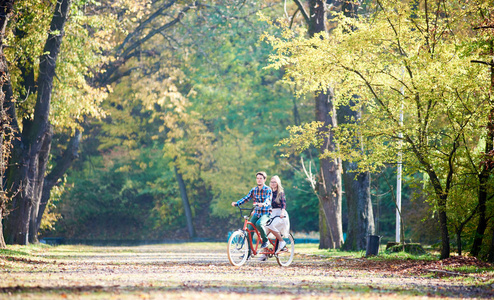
260, 241, 269, 249
257, 254, 267, 261
276, 240, 287, 254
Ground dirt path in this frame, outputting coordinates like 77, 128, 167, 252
1, 243, 493, 299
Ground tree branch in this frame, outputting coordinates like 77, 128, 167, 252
292, 0, 309, 25
116, 0, 178, 56
471, 60, 494, 66
99, 2, 199, 86
473, 25, 494, 30
120, 4, 195, 60
36, 129, 82, 229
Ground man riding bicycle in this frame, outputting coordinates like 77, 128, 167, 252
231, 171, 272, 253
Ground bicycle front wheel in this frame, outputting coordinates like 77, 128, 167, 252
227, 230, 249, 266
276, 233, 295, 267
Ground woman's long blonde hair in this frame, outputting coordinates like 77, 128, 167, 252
271, 175, 284, 204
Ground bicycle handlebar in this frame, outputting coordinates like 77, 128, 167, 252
235, 205, 254, 220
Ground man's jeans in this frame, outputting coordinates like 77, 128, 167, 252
248, 214, 270, 244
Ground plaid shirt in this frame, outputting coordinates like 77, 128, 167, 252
236, 185, 272, 217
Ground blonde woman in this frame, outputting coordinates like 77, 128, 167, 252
266, 175, 290, 254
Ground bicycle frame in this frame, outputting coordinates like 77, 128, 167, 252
236, 206, 278, 257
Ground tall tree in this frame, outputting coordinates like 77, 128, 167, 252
267, 0, 491, 259
470, 4, 494, 257
337, 0, 375, 251
0, 0, 16, 248
290, 0, 374, 249
4, 0, 72, 244
300, 0, 344, 249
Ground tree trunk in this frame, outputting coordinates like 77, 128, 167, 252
4, 0, 72, 245
316, 88, 343, 248
437, 195, 450, 259
0, 132, 5, 248
406, 131, 451, 259
0, 206, 5, 248
293, 0, 343, 249
174, 165, 196, 239
471, 48, 494, 257
427, 165, 451, 259
487, 55, 494, 262
488, 226, 494, 262
455, 204, 479, 256
341, 161, 374, 250
412, 158, 450, 259
318, 205, 330, 249
456, 228, 463, 256
0, 0, 15, 249
292, 97, 301, 126
470, 166, 489, 257
28, 126, 52, 243
0, 78, 14, 247
337, 95, 374, 251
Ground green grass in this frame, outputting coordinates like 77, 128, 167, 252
0, 243, 51, 256
444, 265, 494, 275
0, 248, 31, 256
295, 243, 363, 257
371, 250, 437, 261
296, 243, 438, 261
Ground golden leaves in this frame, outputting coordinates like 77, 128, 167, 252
265, 1, 491, 176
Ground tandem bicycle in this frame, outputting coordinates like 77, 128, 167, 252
227, 206, 294, 267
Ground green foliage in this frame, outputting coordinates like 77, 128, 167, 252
50, 2, 114, 130
55, 146, 183, 240
46, 0, 316, 240
178, 2, 313, 218
273, 22, 489, 169
39, 176, 65, 233
26, 0, 493, 251
182, 5, 301, 152
282, 160, 320, 232
6, 0, 51, 106
278, 122, 324, 155
205, 129, 274, 217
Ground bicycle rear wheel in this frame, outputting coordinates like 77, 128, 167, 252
227, 230, 249, 266
276, 233, 294, 267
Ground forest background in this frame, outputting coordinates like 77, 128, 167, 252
0, 0, 493, 261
